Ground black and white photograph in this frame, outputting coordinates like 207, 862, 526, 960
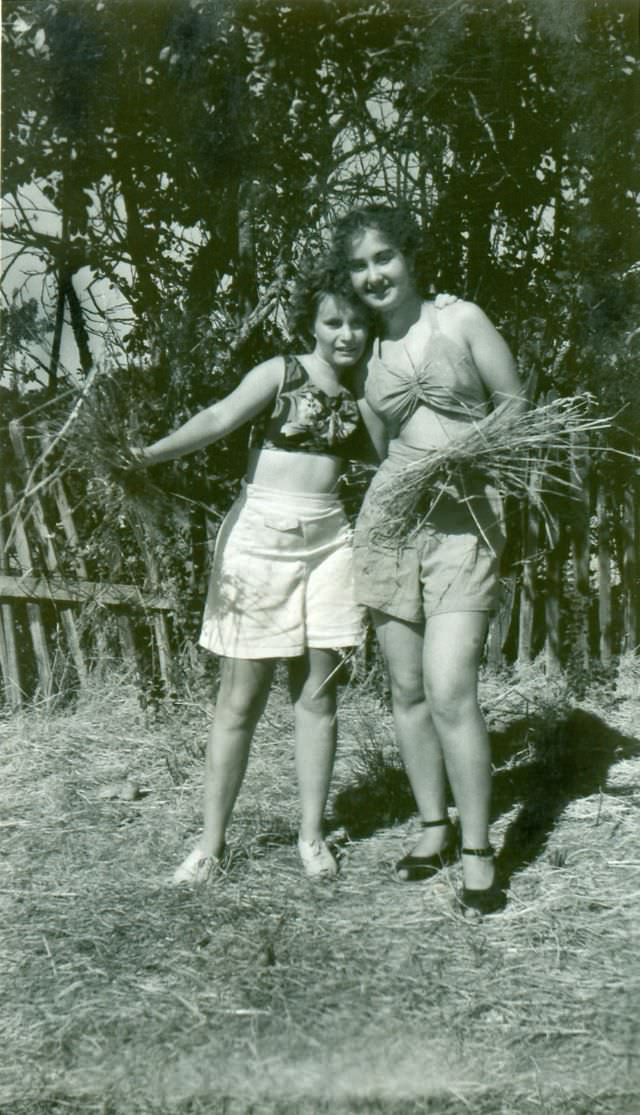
1, 1, 639, 1112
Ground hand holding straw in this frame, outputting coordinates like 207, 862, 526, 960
368, 395, 620, 548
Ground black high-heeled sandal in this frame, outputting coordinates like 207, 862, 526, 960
460, 846, 506, 914
395, 817, 458, 882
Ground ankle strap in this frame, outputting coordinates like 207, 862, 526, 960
420, 817, 450, 829
462, 846, 494, 857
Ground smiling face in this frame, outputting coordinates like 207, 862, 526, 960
345, 226, 418, 315
311, 293, 369, 370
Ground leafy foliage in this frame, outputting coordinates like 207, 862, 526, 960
2, 0, 637, 624
3, 2, 636, 370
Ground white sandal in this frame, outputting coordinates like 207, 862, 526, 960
172, 846, 226, 885
297, 836, 337, 880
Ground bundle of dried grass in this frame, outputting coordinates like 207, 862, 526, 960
57, 373, 209, 550
368, 395, 620, 547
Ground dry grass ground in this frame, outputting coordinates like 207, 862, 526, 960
1, 656, 639, 1115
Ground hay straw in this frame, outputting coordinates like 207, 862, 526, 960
55, 374, 214, 558
2, 669, 638, 1112
368, 395, 625, 547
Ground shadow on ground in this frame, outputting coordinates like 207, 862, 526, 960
331, 708, 639, 884
491, 708, 639, 885
330, 763, 417, 838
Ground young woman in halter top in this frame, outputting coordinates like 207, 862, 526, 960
130, 260, 386, 884
332, 205, 526, 914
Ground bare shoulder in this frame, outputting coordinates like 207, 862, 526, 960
244, 354, 286, 384
219, 355, 284, 410
435, 299, 489, 326
436, 299, 500, 344
255, 354, 286, 375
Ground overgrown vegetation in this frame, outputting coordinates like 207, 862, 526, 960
2, 0, 638, 684
3, 1, 638, 413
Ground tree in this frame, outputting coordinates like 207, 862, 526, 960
2, 0, 636, 411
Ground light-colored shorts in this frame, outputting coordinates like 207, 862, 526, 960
199, 483, 365, 659
353, 440, 506, 625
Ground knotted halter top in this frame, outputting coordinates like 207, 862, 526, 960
364, 302, 490, 435
249, 355, 361, 458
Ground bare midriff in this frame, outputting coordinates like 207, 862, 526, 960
245, 446, 344, 494
395, 402, 481, 453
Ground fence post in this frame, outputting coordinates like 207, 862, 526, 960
4, 481, 53, 699
597, 481, 613, 663
544, 544, 563, 675
570, 445, 591, 668
621, 478, 638, 653
139, 540, 173, 693
0, 489, 23, 709
517, 485, 540, 668
9, 421, 87, 685
39, 424, 137, 676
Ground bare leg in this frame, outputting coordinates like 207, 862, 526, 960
288, 648, 340, 844
372, 610, 449, 858
199, 657, 275, 858
422, 612, 494, 890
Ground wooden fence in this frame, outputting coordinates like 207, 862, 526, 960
0, 420, 175, 709
0, 418, 638, 708
486, 454, 638, 675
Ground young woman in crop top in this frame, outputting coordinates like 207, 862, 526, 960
130, 259, 386, 884
331, 205, 526, 914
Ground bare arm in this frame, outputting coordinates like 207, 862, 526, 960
454, 301, 526, 413
357, 397, 388, 461
352, 363, 388, 461
135, 357, 284, 465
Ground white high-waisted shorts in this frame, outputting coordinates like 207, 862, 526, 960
199, 483, 365, 659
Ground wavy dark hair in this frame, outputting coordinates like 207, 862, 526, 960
287, 255, 374, 346
330, 203, 430, 295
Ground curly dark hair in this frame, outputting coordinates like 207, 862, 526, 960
330, 203, 430, 294
287, 255, 374, 345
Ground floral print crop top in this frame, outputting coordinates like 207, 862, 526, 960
249, 355, 361, 458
